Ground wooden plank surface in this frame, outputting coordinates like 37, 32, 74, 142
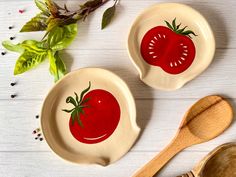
0, 0, 236, 177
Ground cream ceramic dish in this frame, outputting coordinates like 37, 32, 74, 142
127, 3, 215, 90
41, 68, 140, 166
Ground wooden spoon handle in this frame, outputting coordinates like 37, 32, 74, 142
176, 171, 195, 177
132, 138, 185, 177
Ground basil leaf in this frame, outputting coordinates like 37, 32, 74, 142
84, 0, 102, 8
45, 0, 59, 17
34, 0, 50, 16
46, 17, 61, 32
20, 13, 48, 32
48, 50, 66, 82
21, 40, 48, 52
14, 49, 47, 75
101, 5, 116, 29
2, 41, 24, 53
47, 23, 77, 51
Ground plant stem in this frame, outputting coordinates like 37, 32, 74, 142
89, 0, 110, 13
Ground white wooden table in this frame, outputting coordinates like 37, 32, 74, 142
0, 0, 236, 177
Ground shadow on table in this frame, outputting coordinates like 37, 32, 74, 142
184, 1, 229, 63
107, 66, 155, 144
61, 51, 74, 72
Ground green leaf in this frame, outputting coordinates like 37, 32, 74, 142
2, 40, 47, 75
48, 50, 67, 82
2, 41, 24, 53
101, 5, 116, 29
47, 23, 78, 51
164, 20, 173, 30
21, 40, 48, 52
176, 26, 187, 33
62, 108, 75, 113
45, 0, 59, 17
20, 13, 48, 32
176, 23, 181, 30
84, 0, 102, 8
14, 47, 47, 75
76, 110, 83, 127
71, 109, 77, 125
34, 0, 50, 16
81, 97, 90, 104
78, 82, 91, 104
182, 30, 197, 36
74, 92, 79, 105
172, 18, 177, 30
46, 17, 61, 32
65, 96, 77, 107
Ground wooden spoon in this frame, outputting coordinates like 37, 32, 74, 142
176, 143, 236, 177
132, 95, 233, 177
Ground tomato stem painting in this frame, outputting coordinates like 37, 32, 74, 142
62, 82, 121, 144
140, 18, 197, 74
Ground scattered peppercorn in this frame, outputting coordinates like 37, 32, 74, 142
32, 128, 40, 134
36, 115, 39, 119
39, 138, 43, 141
10, 36, 15, 40
1, 51, 6, 55
8, 26, 13, 30
10, 82, 16, 86
37, 134, 41, 137
11, 94, 17, 98
19, 9, 24, 14
35, 137, 38, 140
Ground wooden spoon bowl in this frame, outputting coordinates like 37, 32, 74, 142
132, 95, 233, 177
180, 95, 233, 142
177, 143, 236, 177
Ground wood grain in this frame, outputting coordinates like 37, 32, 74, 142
0, 49, 236, 99
0, 99, 235, 153
0, 151, 208, 177
132, 96, 233, 177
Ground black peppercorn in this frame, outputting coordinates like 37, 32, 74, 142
10, 82, 16, 86
8, 26, 13, 30
37, 134, 41, 137
36, 115, 39, 119
1, 51, 6, 55
11, 94, 16, 98
35, 137, 38, 140
10, 36, 15, 40
39, 138, 43, 141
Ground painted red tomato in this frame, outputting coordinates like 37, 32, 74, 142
140, 19, 197, 74
63, 82, 120, 144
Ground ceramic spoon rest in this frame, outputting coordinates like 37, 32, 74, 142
127, 3, 215, 90
41, 68, 140, 166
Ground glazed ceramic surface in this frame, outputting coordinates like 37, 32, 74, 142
127, 3, 215, 90
41, 68, 140, 166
